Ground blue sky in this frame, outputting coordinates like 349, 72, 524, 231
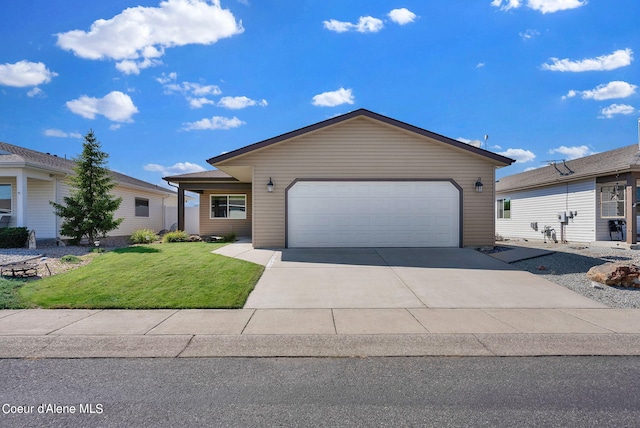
1, 0, 638, 184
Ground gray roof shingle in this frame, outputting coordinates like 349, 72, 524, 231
0, 141, 175, 195
496, 144, 640, 192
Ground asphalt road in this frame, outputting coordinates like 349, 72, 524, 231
1, 357, 639, 427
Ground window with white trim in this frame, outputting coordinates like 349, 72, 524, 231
210, 195, 246, 219
601, 185, 625, 218
0, 184, 11, 214
135, 198, 149, 217
497, 198, 511, 219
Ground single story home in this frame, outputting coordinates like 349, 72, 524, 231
495, 144, 639, 245
165, 109, 514, 248
0, 141, 178, 242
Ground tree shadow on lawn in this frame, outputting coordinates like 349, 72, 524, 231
112, 246, 161, 254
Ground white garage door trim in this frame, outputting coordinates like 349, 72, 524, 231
286, 180, 461, 248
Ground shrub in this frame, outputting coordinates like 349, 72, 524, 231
163, 230, 190, 243
0, 227, 29, 248
61, 255, 82, 264
130, 228, 160, 244
222, 232, 237, 243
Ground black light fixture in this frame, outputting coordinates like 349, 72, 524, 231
474, 177, 483, 193
267, 177, 274, 193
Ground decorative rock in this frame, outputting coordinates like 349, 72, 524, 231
586, 262, 640, 288
28, 230, 36, 249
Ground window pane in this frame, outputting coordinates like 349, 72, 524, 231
135, 198, 149, 217
211, 196, 228, 218
228, 196, 246, 219
601, 186, 625, 218
0, 184, 11, 213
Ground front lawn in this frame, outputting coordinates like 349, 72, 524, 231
17, 242, 264, 309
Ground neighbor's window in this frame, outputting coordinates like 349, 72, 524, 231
497, 198, 511, 219
135, 198, 149, 217
601, 185, 625, 218
0, 184, 11, 214
211, 195, 246, 219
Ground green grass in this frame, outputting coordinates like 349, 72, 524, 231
17, 242, 264, 309
0, 277, 33, 309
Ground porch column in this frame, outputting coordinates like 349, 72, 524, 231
627, 177, 637, 244
177, 186, 185, 231
15, 171, 27, 228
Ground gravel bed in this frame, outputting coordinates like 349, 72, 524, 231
503, 240, 640, 309
0, 242, 126, 278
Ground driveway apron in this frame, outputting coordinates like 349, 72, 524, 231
243, 248, 605, 309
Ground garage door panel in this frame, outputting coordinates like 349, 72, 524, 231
288, 181, 459, 247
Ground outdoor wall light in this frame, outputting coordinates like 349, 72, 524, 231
474, 177, 483, 193
267, 177, 274, 193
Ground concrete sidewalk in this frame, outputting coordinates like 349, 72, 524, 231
1, 308, 639, 358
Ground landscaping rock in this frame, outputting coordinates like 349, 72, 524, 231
586, 262, 640, 288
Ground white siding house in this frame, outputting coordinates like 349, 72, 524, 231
496, 145, 640, 245
0, 142, 177, 242
497, 179, 596, 243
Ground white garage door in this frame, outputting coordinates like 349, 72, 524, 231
287, 181, 460, 248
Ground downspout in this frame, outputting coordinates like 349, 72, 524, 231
164, 181, 182, 231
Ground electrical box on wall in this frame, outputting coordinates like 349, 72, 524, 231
557, 212, 567, 223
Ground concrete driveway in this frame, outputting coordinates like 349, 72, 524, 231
230, 247, 606, 309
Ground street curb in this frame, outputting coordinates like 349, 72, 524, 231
1, 334, 639, 358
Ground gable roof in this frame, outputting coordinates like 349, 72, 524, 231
496, 144, 640, 192
207, 108, 515, 166
0, 141, 175, 195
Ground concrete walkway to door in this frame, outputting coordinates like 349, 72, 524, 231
225, 246, 606, 309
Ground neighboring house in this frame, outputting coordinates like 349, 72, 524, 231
0, 142, 177, 242
495, 144, 640, 245
165, 109, 514, 248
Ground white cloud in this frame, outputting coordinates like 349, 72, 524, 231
542, 48, 633, 72
490, 0, 523, 11
388, 8, 417, 25
312, 87, 355, 107
56, 0, 244, 74
182, 116, 245, 130
457, 137, 482, 148
218, 96, 268, 109
491, 0, 587, 13
599, 104, 635, 119
476, 62, 486, 68
323, 16, 384, 33
189, 97, 215, 109
144, 162, 206, 176
527, 0, 588, 14
563, 81, 637, 100
157, 73, 222, 96
156, 72, 177, 85
0, 60, 57, 87
110, 124, 122, 131
498, 148, 536, 163
157, 72, 222, 108
43, 129, 82, 139
66, 91, 139, 122
548, 145, 594, 159
519, 29, 540, 40
27, 87, 44, 98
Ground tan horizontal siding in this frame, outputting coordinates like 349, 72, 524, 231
218, 117, 499, 248
199, 188, 252, 237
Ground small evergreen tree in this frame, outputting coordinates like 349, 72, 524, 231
51, 130, 123, 244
